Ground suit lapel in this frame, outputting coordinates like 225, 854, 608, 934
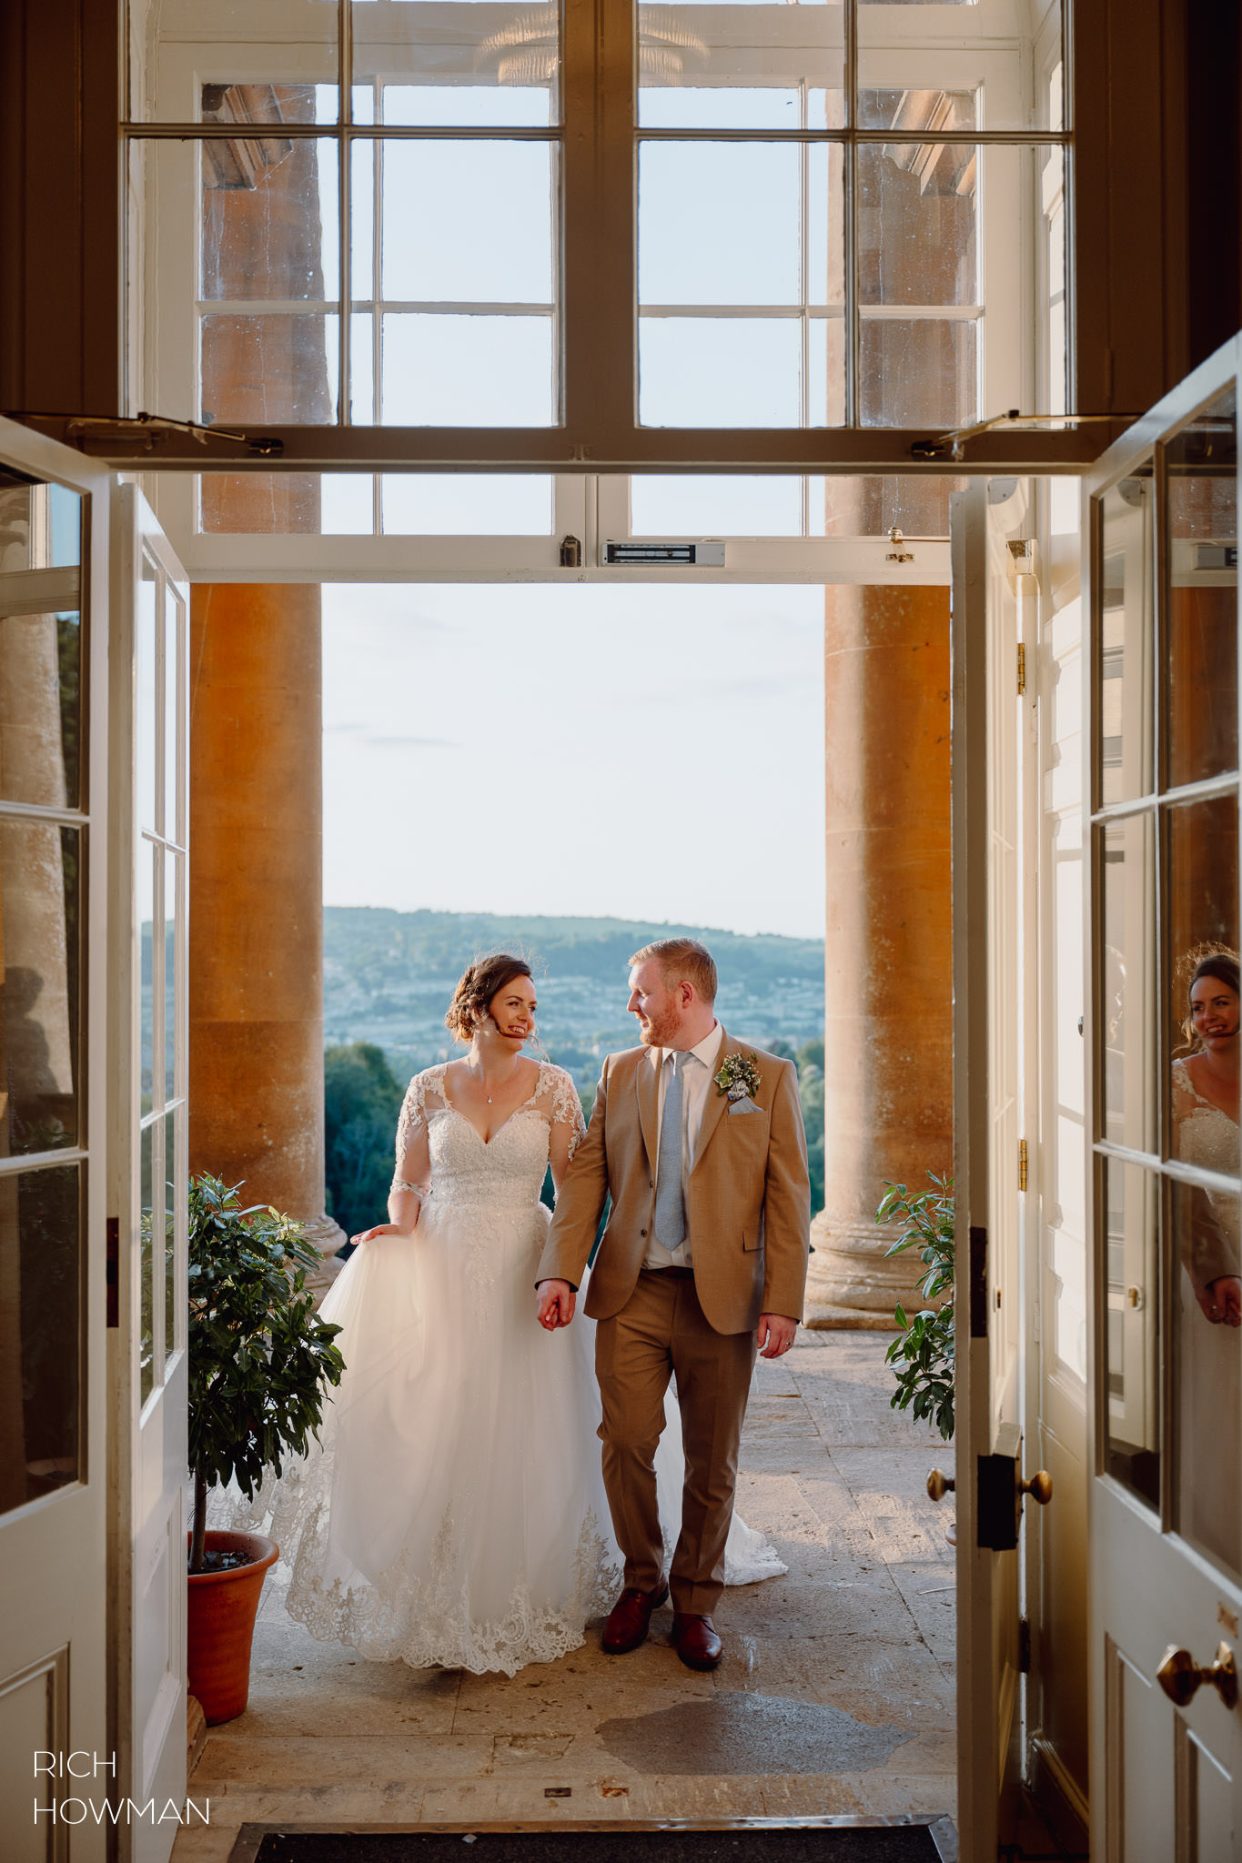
690, 1025, 731, 1172
635, 1047, 659, 1168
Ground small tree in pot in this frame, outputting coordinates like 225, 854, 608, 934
187, 1172, 345, 1721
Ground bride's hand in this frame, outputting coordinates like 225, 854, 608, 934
351, 1223, 407, 1246
537, 1279, 575, 1330
1202, 1275, 1242, 1326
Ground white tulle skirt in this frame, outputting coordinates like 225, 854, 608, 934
213, 1196, 784, 1675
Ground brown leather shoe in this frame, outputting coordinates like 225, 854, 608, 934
671, 1612, 723, 1671
601, 1581, 669, 1654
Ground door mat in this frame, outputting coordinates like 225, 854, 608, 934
242, 1824, 948, 1863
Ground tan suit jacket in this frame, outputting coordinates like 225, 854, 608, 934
536, 1030, 811, 1335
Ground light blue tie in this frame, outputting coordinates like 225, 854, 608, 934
654, 1052, 687, 1249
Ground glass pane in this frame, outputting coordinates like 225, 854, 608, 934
637, 0, 845, 131
859, 3, 1061, 130
201, 141, 338, 302
640, 317, 804, 427
630, 475, 805, 536
639, 142, 842, 308
381, 475, 554, 535
1103, 1156, 1160, 1511
137, 553, 158, 837
860, 318, 977, 428
202, 313, 338, 424
132, 1, 340, 121
1097, 471, 1154, 807
1101, 814, 1157, 1155
164, 849, 179, 1104
1168, 793, 1239, 1151
47, 486, 81, 568
322, 474, 376, 534
0, 611, 82, 811
165, 590, 184, 844
378, 141, 554, 304
1173, 1175, 1241, 1577
1166, 387, 1237, 789
0, 1163, 80, 1516
819, 475, 965, 538
353, 0, 559, 126
199, 473, 330, 534
0, 822, 80, 1155
140, 1121, 156, 1407
140, 839, 156, 1119
859, 144, 978, 307
164, 1106, 181, 1371
381, 315, 554, 427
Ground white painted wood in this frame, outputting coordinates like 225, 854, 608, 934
0, 418, 113, 1852
1085, 335, 1242, 1863
108, 487, 191, 1863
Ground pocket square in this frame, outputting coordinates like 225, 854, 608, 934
728, 1096, 763, 1115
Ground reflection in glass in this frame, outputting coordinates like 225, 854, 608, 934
1101, 815, 1156, 1155
1097, 471, 1153, 806
165, 1106, 180, 1372
200, 473, 327, 535
0, 1163, 80, 1517
140, 1121, 156, 1407
0, 822, 79, 1155
139, 838, 156, 1117
859, 1, 1061, 131
164, 849, 179, 1103
353, 0, 559, 125
0, 612, 81, 811
860, 318, 976, 428
1167, 386, 1237, 789
638, 0, 844, 130
859, 145, 977, 306
165, 592, 183, 844
1168, 796, 1239, 1056
1172, 1179, 1242, 1578
1103, 1156, 1160, 1510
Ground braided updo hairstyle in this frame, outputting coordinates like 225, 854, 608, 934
444, 954, 534, 1044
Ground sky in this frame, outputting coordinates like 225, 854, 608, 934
322, 583, 826, 939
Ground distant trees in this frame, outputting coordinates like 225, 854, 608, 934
324, 1042, 404, 1244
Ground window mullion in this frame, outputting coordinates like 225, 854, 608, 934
339, 0, 352, 426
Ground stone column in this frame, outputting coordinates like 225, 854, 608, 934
188, 584, 343, 1288
805, 584, 954, 1328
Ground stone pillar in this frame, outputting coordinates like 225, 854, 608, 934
805, 584, 953, 1328
188, 584, 343, 1288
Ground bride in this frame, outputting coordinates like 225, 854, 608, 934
222, 953, 785, 1676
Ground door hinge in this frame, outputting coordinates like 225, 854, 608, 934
1018, 1137, 1029, 1192
106, 1217, 119, 1328
1019, 1617, 1032, 1673
1016, 641, 1027, 696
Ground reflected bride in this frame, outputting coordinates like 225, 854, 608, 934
218, 953, 783, 1676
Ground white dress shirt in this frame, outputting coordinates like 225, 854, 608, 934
643, 1021, 725, 1270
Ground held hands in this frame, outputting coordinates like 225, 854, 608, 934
537, 1279, 576, 1330
756, 1313, 797, 1358
1200, 1275, 1242, 1327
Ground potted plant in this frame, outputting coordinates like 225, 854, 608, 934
877, 1173, 955, 1442
186, 1172, 345, 1723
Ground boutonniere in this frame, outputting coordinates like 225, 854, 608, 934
714, 1053, 761, 1102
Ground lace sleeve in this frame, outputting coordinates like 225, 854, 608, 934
547, 1064, 587, 1161
394, 1071, 429, 1182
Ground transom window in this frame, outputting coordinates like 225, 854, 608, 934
124, 0, 1071, 495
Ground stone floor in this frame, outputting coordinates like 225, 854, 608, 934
173, 1331, 957, 1860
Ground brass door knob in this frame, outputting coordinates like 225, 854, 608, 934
927, 1470, 955, 1503
1156, 1642, 1238, 1711
1019, 1470, 1053, 1506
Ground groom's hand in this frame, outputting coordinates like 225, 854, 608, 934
537, 1279, 576, 1330
756, 1313, 797, 1359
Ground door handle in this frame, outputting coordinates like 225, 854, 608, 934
1018, 1469, 1053, 1506
927, 1470, 955, 1503
1156, 1642, 1237, 1711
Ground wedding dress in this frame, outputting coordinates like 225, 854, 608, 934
1171, 1057, 1241, 1575
215, 1060, 785, 1676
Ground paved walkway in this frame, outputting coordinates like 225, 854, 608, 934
174, 1332, 956, 1858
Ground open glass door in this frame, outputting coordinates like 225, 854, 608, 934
950, 478, 1052, 1854
1086, 339, 1242, 1859
108, 486, 190, 1860
0, 418, 112, 1853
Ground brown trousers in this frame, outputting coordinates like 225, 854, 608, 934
594, 1267, 758, 1615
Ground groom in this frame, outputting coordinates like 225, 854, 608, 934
536, 938, 810, 1670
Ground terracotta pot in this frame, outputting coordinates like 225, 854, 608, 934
186, 1530, 279, 1725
